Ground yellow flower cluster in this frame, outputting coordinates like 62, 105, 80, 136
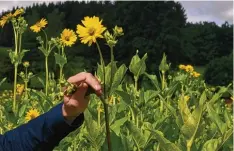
0, 8, 24, 28
179, 64, 200, 78
30, 16, 110, 48
25, 109, 40, 122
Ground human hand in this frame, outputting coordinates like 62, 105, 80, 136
62, 72, 102, 121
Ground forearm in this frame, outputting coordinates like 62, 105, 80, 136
0, 103, 84, 151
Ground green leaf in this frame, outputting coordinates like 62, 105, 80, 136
180, 92, 206, 148
37, 77, 45, 88
54, 52, 67, 67
150, 130, 181, 151
202, 128, 233, 151
144, 73, 160, 90
144, 90, 159, 103
0, 78, 6, 87
126, 121, 147, 149
110, 117, 128, 136
110, 64, 127, 94
18, 104, 27, 117
159, 53, 170, 72
207, 103, 226, 135
115, 90, 131, 105
129, 51, 147, 79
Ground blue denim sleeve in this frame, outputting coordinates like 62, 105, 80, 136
0, 103, 84, 151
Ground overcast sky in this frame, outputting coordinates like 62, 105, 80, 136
0, 0, 233, 25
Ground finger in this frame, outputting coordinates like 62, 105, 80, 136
68, 72, 102, 92
73, 82, 88, 98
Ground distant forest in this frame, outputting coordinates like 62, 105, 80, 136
0, 1, 233, 85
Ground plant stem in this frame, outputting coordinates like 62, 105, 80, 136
96, 42, 106, 97
162, 71, 165, 90
103, 102, 112, 151
96, 42, 111, 151
109, 46, 114, 95
13, 65, 18, 112
45, 56, 48, 96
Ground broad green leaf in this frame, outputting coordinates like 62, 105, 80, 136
54, 52, 67, 67
150, 130, 181, 151
144, 73, 160, 90
178, 95, 192, 123
126, 121, 147, 149
159, 53, 170, 72
207, 104, 226, 135
209, 86, 228, 104
202, 128, 233, 151
110, 117, 128, 136
129, 51, 147, 79
180, 93, 205, 148
110, 64, 127, 94
18, 104, 27, 117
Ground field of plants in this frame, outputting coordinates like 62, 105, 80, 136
0, 8, 233, 151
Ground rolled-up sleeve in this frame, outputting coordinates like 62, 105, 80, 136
0, 103, 84, 151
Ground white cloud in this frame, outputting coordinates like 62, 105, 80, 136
180, 1, 233, 25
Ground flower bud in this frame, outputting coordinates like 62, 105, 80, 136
113, 25, 124, 37
23, 61, 30, 68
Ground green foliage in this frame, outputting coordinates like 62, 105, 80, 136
204, 54, 233, 86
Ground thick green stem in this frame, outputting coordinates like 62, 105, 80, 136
187, 141, 192, 151
19, 34, 22, 53
45, 56, 49, 96
13, 65, 18, 112
162, 71, 165, 90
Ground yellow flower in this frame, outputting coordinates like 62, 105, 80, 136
30, 18, 48, 33
97, 106, 104, 113
25, 109, 40, 122
191, 71, 201, 78
76, 16, 106, 46
179, 64, 186, 70
60, 29, 77, 47
13, 8, 24, 17
16, 84, 24, 95
185, 65, 194, 72
0, 13, 13, 28
23, 61, 30, 68
184, 95, 190, 102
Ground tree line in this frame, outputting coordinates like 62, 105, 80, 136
0, 1, 233, 85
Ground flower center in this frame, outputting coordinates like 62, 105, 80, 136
65, 36, 70, 41
88, 27, 96, 36
30, 114, 36, 119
